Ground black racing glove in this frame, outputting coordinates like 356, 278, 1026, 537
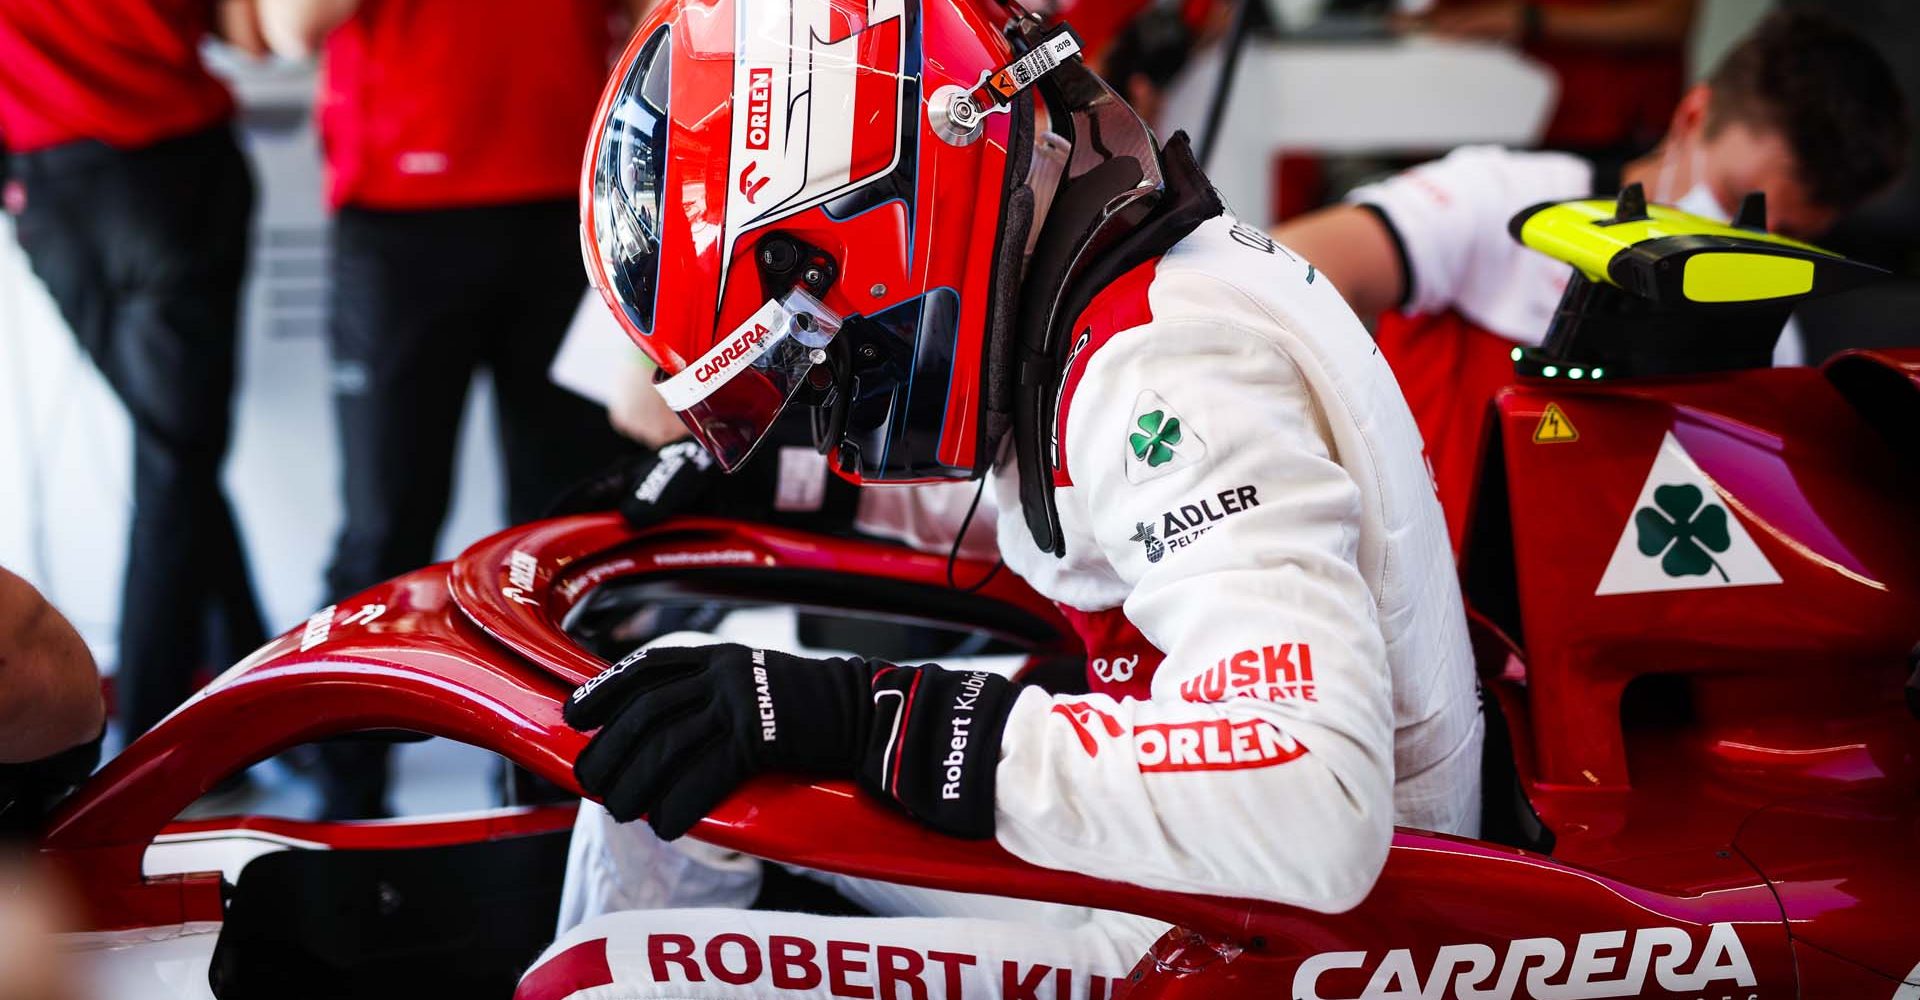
544, 439, 720, 525
616, 439, 719, 527
546, 437, 859, 532
565, 644, 1016, 841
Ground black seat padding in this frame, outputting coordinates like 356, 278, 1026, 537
211, 829, 569, 999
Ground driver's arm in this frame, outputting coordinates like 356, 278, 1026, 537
0, 567, 103, 764
991, 284, 1396, 911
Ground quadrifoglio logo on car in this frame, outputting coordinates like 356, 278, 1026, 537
1292, 922, 1756, 1000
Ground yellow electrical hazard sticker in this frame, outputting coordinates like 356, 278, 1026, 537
1533, 403, 1579, 444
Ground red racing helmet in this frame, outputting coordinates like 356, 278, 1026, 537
584, 0, 1170, 487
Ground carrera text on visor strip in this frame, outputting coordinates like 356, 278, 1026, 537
654, 288, 841, 413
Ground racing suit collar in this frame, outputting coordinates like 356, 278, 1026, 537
1007, 131, 1226, 557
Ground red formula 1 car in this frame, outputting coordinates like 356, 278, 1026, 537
30, 194, 1920, 1000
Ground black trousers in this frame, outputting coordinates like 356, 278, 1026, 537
319, 199, 624, 818
9, 126, 267, 739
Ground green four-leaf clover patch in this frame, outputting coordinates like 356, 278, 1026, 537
1130, 409, 1182, 467
1122, 389, 1204, 484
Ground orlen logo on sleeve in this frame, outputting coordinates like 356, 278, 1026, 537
744, 68, 773, 151
1049, 701, 1306, 772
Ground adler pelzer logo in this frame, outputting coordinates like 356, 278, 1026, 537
1131, 521, 1165, 563
1151, 484, 1261, 558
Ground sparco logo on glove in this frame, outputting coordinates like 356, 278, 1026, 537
574, 649, 648, 703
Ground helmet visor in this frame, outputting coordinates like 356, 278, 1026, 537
654, 289, 844, 471
590, 28, 672, 337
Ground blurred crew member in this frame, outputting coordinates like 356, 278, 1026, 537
1407, 0, 1697, 160
259, 0, 638, 820
1274, 10, 1908, 549
1, 566, 104, 837
0, 852, 87, 1000
0, 0, 270, 741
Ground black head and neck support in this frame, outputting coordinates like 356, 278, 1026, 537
991, 41, 1223, 556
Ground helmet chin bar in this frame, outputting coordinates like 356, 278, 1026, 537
747, 231, 845, 441
808, 317, 894, 461
742, 232, 885, 470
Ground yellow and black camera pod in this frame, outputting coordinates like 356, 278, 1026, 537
1505, 183, 1885, 380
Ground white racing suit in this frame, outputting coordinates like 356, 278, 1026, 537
518, 215, 1483, 999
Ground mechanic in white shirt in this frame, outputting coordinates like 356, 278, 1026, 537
1273, 9, 1908, 550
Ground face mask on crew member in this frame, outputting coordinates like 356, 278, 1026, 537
1653, 138, 1731, 223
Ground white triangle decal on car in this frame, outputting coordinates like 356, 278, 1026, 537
1595, 431, 1783, 596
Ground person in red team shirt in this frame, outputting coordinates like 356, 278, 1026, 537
259, 0, 647, 819
1406, 0, 1697, 160
0, 0, 272, 742
1274, 10, 1908, 552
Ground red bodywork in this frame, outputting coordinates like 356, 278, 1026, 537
38, 353, 1920, 998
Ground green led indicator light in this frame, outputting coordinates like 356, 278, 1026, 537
1569, 368, 1584, 380
1510, 347, 1523, 361
1542, 365, 1559, 378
